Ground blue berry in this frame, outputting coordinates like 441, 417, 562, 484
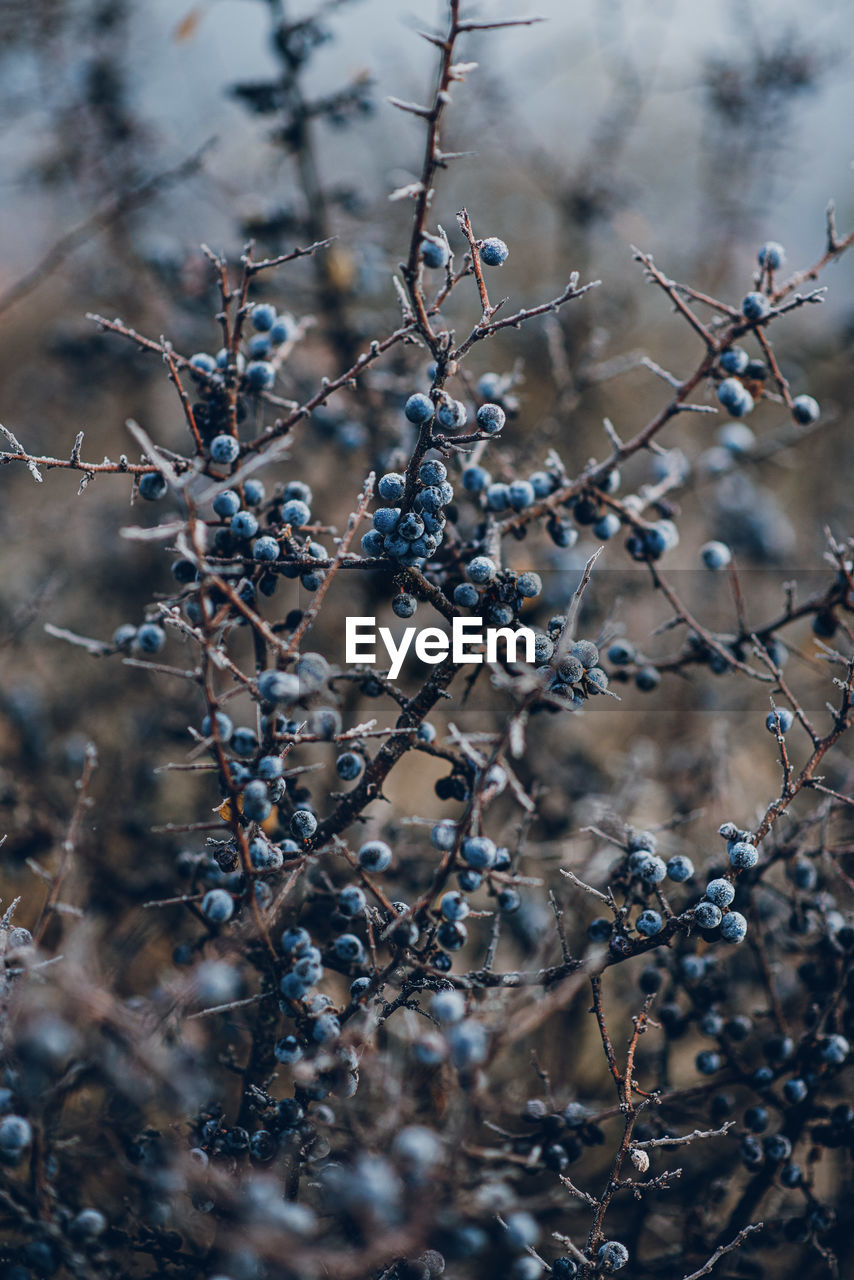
252, 536, 280, 562
766, 707, 793, 734
701, 541, 732, 570
607, 639, 635, 666
398, 512, 425, 541
248, 333, 272, 358
462, 465, 491, 493
636, 853, 667, 885
586, 667, 609, 694
419, 458, 447, 486
249, 838, 282, 870
361, 529, 385, 556
508, 479, 535, 510
792, 394, 820, 424
485, 481, 511, 511
764, 1133, 792, 1162
431, 989, 466, 1024
720, 346, 750, 375
431, 821, 457, 851
136, 622, 166, 654
597, 1241, 629, 1272
441, 891, 470, 922
593, 512, 621, 540
666, 855, 694, 882
378, 472, 406, 501
313, 1013, 341, 1043
783, 1077, 808, 1104
476, 402, 506, 434
243, 478, 265, 506
479, 237, 509, 266
700, 1011, 724, 1036
516, 571, 542, 598
139, 471, 167, 500
70, 1209, 107, 1240
705, 878, 736, 908
437, 919, 467, 950
718, 423, 755, 455
635, 665, 661, 691
246, 360, 275, 390
213, 489, 241, 518
189, 352, 216, 374
336, 752, 364, 781
231, 510, 259, 539
270, 315, 295, 344
552, 1259, 578, 1279
202, 711, 233, 741
421, 235, 448, 268
487, 602, 514, 626
242, 779, 272, 822
790, 858, 817, 890
588, 917, 612, 942
339, 884, 368, 916
466, 556, 496, 585
498, 887, 521, 912
453, 582, 479, 608
697, 1050, 722, 1074
720, 911, 748, 943
280, 928, 311, 958
729, 841, 758, 870
415, 485, 444, 514
436, 399, 467, 429
694, 901, 722, 930
210, 434, 240, 465
373, 506, 401, 535
417, 721, 436, 743
819, 1033, 849, 1065
742, 291, 771, 321
280, 498, 311, 527
0, 1115, 32, 1164
202, 889, 234, 923
504, 1211, 539, 1249
291, 809, 318, 841
758, 241, 785, 270
257, 669, 299, 703
447, 1018, 488, 1068
333, 933, 366, 963
404, 393, 434, 423
358, 840, 392, 872
636, 909, 663, 936
282, 480, 312, 504
251, 303, 277, 332
717, 378, 755, 417
392, 593, 417, 619
528, 470, 554, 497
461, 835, 497, 869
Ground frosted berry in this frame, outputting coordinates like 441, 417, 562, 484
246, 360, 275, 391
758, 241, 786, 270
479, 237, 509, 266
742, 291, 771, 321
791, 394, 820, 424
404, 393, 434, 424
210, 434, 240, 465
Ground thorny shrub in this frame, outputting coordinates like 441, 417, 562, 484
0, 4, 853, 1279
